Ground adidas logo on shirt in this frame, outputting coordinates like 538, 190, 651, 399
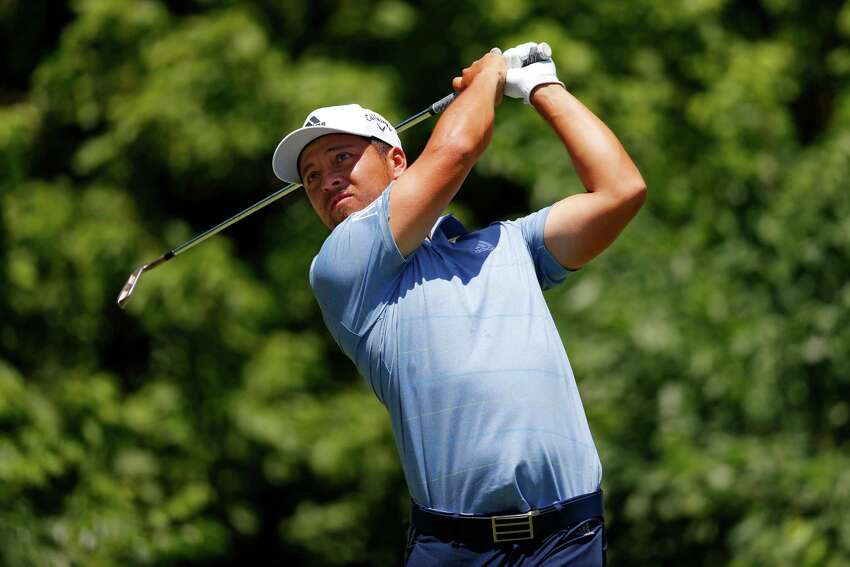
473, 241, 495, 254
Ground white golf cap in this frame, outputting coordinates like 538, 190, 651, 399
272, 104, 402, 183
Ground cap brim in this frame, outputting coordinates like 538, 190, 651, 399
273, 125, 368, 183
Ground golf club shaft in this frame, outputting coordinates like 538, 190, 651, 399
164, 44, 552, 259
114, 95, 458, 309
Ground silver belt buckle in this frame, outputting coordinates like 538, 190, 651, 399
491, 512, 535, 543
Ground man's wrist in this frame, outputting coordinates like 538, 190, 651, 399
530, 82, 567, 107
468, 68, 506, 104
477, 67, 506, 88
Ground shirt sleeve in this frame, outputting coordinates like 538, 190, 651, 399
309, 183, 408, 337
511, 206, 573, 290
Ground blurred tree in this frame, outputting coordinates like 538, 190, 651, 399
1, 0, 848, 565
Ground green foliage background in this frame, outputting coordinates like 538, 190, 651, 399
2, 0, 849, 564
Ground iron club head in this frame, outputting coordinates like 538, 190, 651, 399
116, 251, 174, 309
117, 264, 146, 309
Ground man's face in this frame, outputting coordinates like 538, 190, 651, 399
298, 134, 403, 229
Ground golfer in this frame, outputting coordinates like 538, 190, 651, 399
272, 42, 646, 566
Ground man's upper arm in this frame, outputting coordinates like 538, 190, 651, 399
543, 189, 646, 270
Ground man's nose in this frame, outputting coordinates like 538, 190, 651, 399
322, 171, 346, 192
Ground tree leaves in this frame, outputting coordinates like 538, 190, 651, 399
2, 0, 849, 565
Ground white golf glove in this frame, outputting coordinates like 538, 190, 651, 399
503, 42, 564, 104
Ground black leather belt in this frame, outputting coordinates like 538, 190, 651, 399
410, 490, 603, 545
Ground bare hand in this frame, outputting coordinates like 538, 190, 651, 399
451, 48, 507, 106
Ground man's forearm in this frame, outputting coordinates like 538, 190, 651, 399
531, 85, 645, 197
427, 69, 501, 163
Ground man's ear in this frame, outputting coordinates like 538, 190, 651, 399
389, 146, 407, 179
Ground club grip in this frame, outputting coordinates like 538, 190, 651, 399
430, 93, 456, 115
521, 42, 552, 66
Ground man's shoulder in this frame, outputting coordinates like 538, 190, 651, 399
314, 200, 384, 261
310, 188, 407, 303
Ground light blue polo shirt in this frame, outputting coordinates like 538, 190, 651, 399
309, 184, 602, 515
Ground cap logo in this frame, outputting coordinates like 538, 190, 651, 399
364, 112, 390, 132
304, 115, 325, 127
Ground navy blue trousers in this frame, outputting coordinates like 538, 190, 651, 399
404, 517, 606, 566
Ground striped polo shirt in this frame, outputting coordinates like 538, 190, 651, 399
309, 184, 602, 514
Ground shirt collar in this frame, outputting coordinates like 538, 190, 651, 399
429, 214, 468, 244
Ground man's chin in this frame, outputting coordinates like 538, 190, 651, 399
328, 210, 351, 229
330, 201, 362, 226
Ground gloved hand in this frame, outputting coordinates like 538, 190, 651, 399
503, 42, 564, 104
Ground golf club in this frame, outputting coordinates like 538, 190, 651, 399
117, 43, 552, 308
